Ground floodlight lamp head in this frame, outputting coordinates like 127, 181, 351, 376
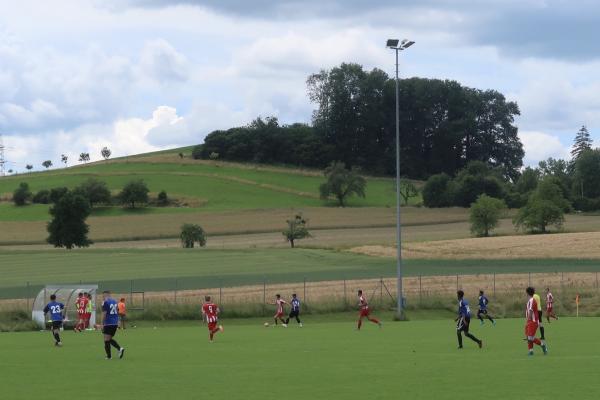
386, 39, 399, 48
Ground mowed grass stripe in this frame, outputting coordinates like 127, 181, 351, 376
2, 248, 600, 299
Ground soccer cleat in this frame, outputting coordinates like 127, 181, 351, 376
542, 343, 548, 355
55, 342, 63, 347
219, 325, 224, 333
528, 351, 534, 357
378, 322, 383, 329
119, 348, 125, 359
105, 357, 112, 360
478, 340, 483, 349
299, 323, 303, 328
457, 346, 463, 350
480, 320, 484, 326
282, 324, 288, 328
492, 321, 496, 326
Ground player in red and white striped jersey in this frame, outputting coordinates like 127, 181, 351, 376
356, 290, 381, 330
545, 288, 559, 323
202, 296, 223, 342
525, 287, 547, 356
271, 294, 287, 327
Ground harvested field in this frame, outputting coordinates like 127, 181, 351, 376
350, 231, 600, 259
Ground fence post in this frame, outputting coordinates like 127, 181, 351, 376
596, 272, 599, 291
419, 275, 422, 303
26, 281, 30, 310
380, 277, 383, 304
130, 280, 133, 303
343, 278, 347, 309
493, 273, 496, 296
174, 278, 178, 304
528, 272, 531, 287
263, 278, 266, 316
456, 275, 459, 291
303, 277, 307, 305
219, 280, 223, 305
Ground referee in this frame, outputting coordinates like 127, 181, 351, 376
285, 294, 303, 327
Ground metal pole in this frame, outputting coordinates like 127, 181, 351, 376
394, 47, 405, 319
219, 280, 223, 304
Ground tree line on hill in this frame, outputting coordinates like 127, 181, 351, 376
463, 126, 598, 236
193, 62, 524, 180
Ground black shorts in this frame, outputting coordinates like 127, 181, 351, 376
289, 310, 299, 318
102, 325, 118, 336
51, 321, 63, 330
478, 309, 488, 315
119, 314, 126, 321
457, 316, 470, 333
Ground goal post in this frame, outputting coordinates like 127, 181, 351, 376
32, 285, 99, 329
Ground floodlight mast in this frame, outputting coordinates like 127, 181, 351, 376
386, 38, 414, 320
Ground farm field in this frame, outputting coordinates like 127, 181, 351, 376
2, 248, 600, 300
1, 317, 599, 400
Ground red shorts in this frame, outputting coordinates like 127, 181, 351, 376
274, 311, 284, 318
208, 322, 218, 331
359, 308, 370, 317
546, 306, 553, 313
77, 312, 85, 320
525, 321, 539, 337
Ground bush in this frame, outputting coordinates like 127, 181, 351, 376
12, 182, 32, 206
73, 178, 111, 207
119, 180, 149, 208
422, 173, 453, 207
572, 197, 600, 212
49, 187, 69, 203
157, 190, 169, 206
191, 145, 204, 160
32, 189, 51, 204
514, 199, 564, 233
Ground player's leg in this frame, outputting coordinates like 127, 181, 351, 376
357, 314, 364, 330
477, 310, 484, 324
539, 322, 545, 341
52, 323, 62, 345
103, 332, 113, 358
295, 311, 301, 325
463, 319, 482, 347
486, 312, 495, 324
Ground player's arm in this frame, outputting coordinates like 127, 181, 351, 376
43, 304, 49, 318
60, 304, 66, 320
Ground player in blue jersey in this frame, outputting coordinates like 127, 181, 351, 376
455, 290, 483, 349
477, 290, 496, 326
285, 294, 303, 327
43, 294, 65, 347
101, 291, 125, 360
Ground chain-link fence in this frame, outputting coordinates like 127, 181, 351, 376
2, 271, 599, 316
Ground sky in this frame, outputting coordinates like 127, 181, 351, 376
1, 0, 599, 172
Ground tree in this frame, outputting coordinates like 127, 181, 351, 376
399, 180, 419, 206
180, 224, 207, 248
49, 187, 69, 203
157, 190, 168, 206
571, 125, 592, 160
26, 164, 33, 171
79, 153, 90, 163
74, 178, 111, 207
319, 162, 366, 207
515, 167, 540, 194
119, 180, 149, 208
573, 149, 600, 198
46, 192, 92, 249
178, 152, 184, 159
514, 199, 564, 234
61, 154, 68, 166
13, 182, 32, 206
32, 190, 51, 204
422, 173, 454, 207
469, 195, 506, 237
101, 147, 112, 160
282, 214, 311, 248
42, 160, 52, 169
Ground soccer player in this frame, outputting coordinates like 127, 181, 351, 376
455, 290, 483, 349
201, 295, 224, 342
74, 292, 85, 332
85, 293, 93, 330
118, 298, 127, 330
271, 294, 287, 327
285, 293, 302, 327
532, 289, 545, 340
356, 289, 381, 330
43, 294, 65, 347
546, 288, 559, 322
477, 290, 496, 326
101, 290, 125, 360
525, 287, 548, 356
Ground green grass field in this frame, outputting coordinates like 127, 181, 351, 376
2, 248, 600, 299
1, 317, 598, 399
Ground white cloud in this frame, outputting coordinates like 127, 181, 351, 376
519, 130, 571, 166
140, 39, 189, 82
